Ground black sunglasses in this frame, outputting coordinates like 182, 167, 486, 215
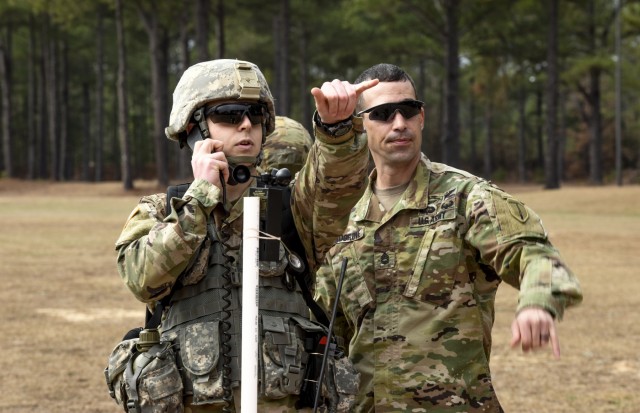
205, 102, 265, 125
356, 100, 424, 122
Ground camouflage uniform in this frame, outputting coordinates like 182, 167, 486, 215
315, 154, 583, 413
260, 116, 313, 176
115, 117, 368, 301
114, 60, 369, 412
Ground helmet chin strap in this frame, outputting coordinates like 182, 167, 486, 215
226, 155, 258, 166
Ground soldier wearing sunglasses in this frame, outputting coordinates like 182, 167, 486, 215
314, 63, 583, 412
110, 59, 378, 412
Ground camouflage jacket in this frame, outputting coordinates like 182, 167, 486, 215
314, 155, 583, 413
115, 117, 368, 305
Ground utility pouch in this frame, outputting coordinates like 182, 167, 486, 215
105, 339, 137, 408
260, 315, 307, 399
105, 339, 183, 413
319, 353, 360, 413
178, 321, 225, 405
296, 332, 360, 412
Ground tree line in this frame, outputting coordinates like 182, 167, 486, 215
1, 0, 639, 189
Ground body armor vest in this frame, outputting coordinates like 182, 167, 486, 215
159, 184, 321, 401
105, 184, 360, 412
161, 236, 310, 384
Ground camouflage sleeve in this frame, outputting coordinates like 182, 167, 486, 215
465, 183, 583, 320
114, 179, 222, 303
291, 116, 369, 273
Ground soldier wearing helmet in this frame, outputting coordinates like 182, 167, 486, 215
109, 59, 378, 412
260, 116, 313, 176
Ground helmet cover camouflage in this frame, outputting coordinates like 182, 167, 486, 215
259, 116, 313, 175
165, 59, 276, 142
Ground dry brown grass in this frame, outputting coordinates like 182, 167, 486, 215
0, 179, 638, 413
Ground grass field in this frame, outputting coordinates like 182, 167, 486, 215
0, 179, 638, 413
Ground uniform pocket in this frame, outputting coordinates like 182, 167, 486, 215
179, 321, 224, 404
402, 226, 460, 307
336, 244, 373, 317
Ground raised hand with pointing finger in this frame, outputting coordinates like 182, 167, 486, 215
311, 78, 379, 125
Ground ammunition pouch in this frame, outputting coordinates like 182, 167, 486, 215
175, 321, 225, 405
105, 318, 358, 412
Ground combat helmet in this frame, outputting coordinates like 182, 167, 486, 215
165, 59, 276, 143
260, 116, 313, 175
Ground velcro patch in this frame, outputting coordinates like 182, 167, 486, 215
507, 199, 529, 223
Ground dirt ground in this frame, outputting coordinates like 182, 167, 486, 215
0, 179, 639, 413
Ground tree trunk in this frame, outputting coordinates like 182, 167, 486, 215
44, 16, 59, 181
558, 90, 566, 181
441, 0, 460, 167
274, 0, 290, 116
115, 0, 133, 190
59, 38, 69, 180
588, 66, 603, 184
544, 0, 560, 189
95, 7, 105, 182
138, 4, 170, 187
483, 101, 493, 180
431, 78, 444, 162
469, 77, 478, 174
578, 0, 603, 185
82, 82, 91, 181
37, 36, 47, 179
177, 0, 192, 180
614, 0, 623, 185
179, 1, 191, 75
196, 0, 210, 62
535, 87, 544, 174
215, 0, 225, 58
27, 14, 36, 179
517, 85, 527, 183
0, 24, 13, 177
297, 25, 311, 133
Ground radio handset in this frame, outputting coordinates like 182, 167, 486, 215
184, 107, 209, 151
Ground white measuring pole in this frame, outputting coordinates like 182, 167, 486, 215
241, 196, 260, 412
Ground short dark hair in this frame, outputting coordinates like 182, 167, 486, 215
354, 63, 418, 111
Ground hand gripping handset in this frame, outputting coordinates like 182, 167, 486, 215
182, 107, 251, 186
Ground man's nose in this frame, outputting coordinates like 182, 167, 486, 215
390, 110, 408, 129
239, 113, 253, 128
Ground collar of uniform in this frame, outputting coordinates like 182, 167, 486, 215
352, 154, 432, 223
